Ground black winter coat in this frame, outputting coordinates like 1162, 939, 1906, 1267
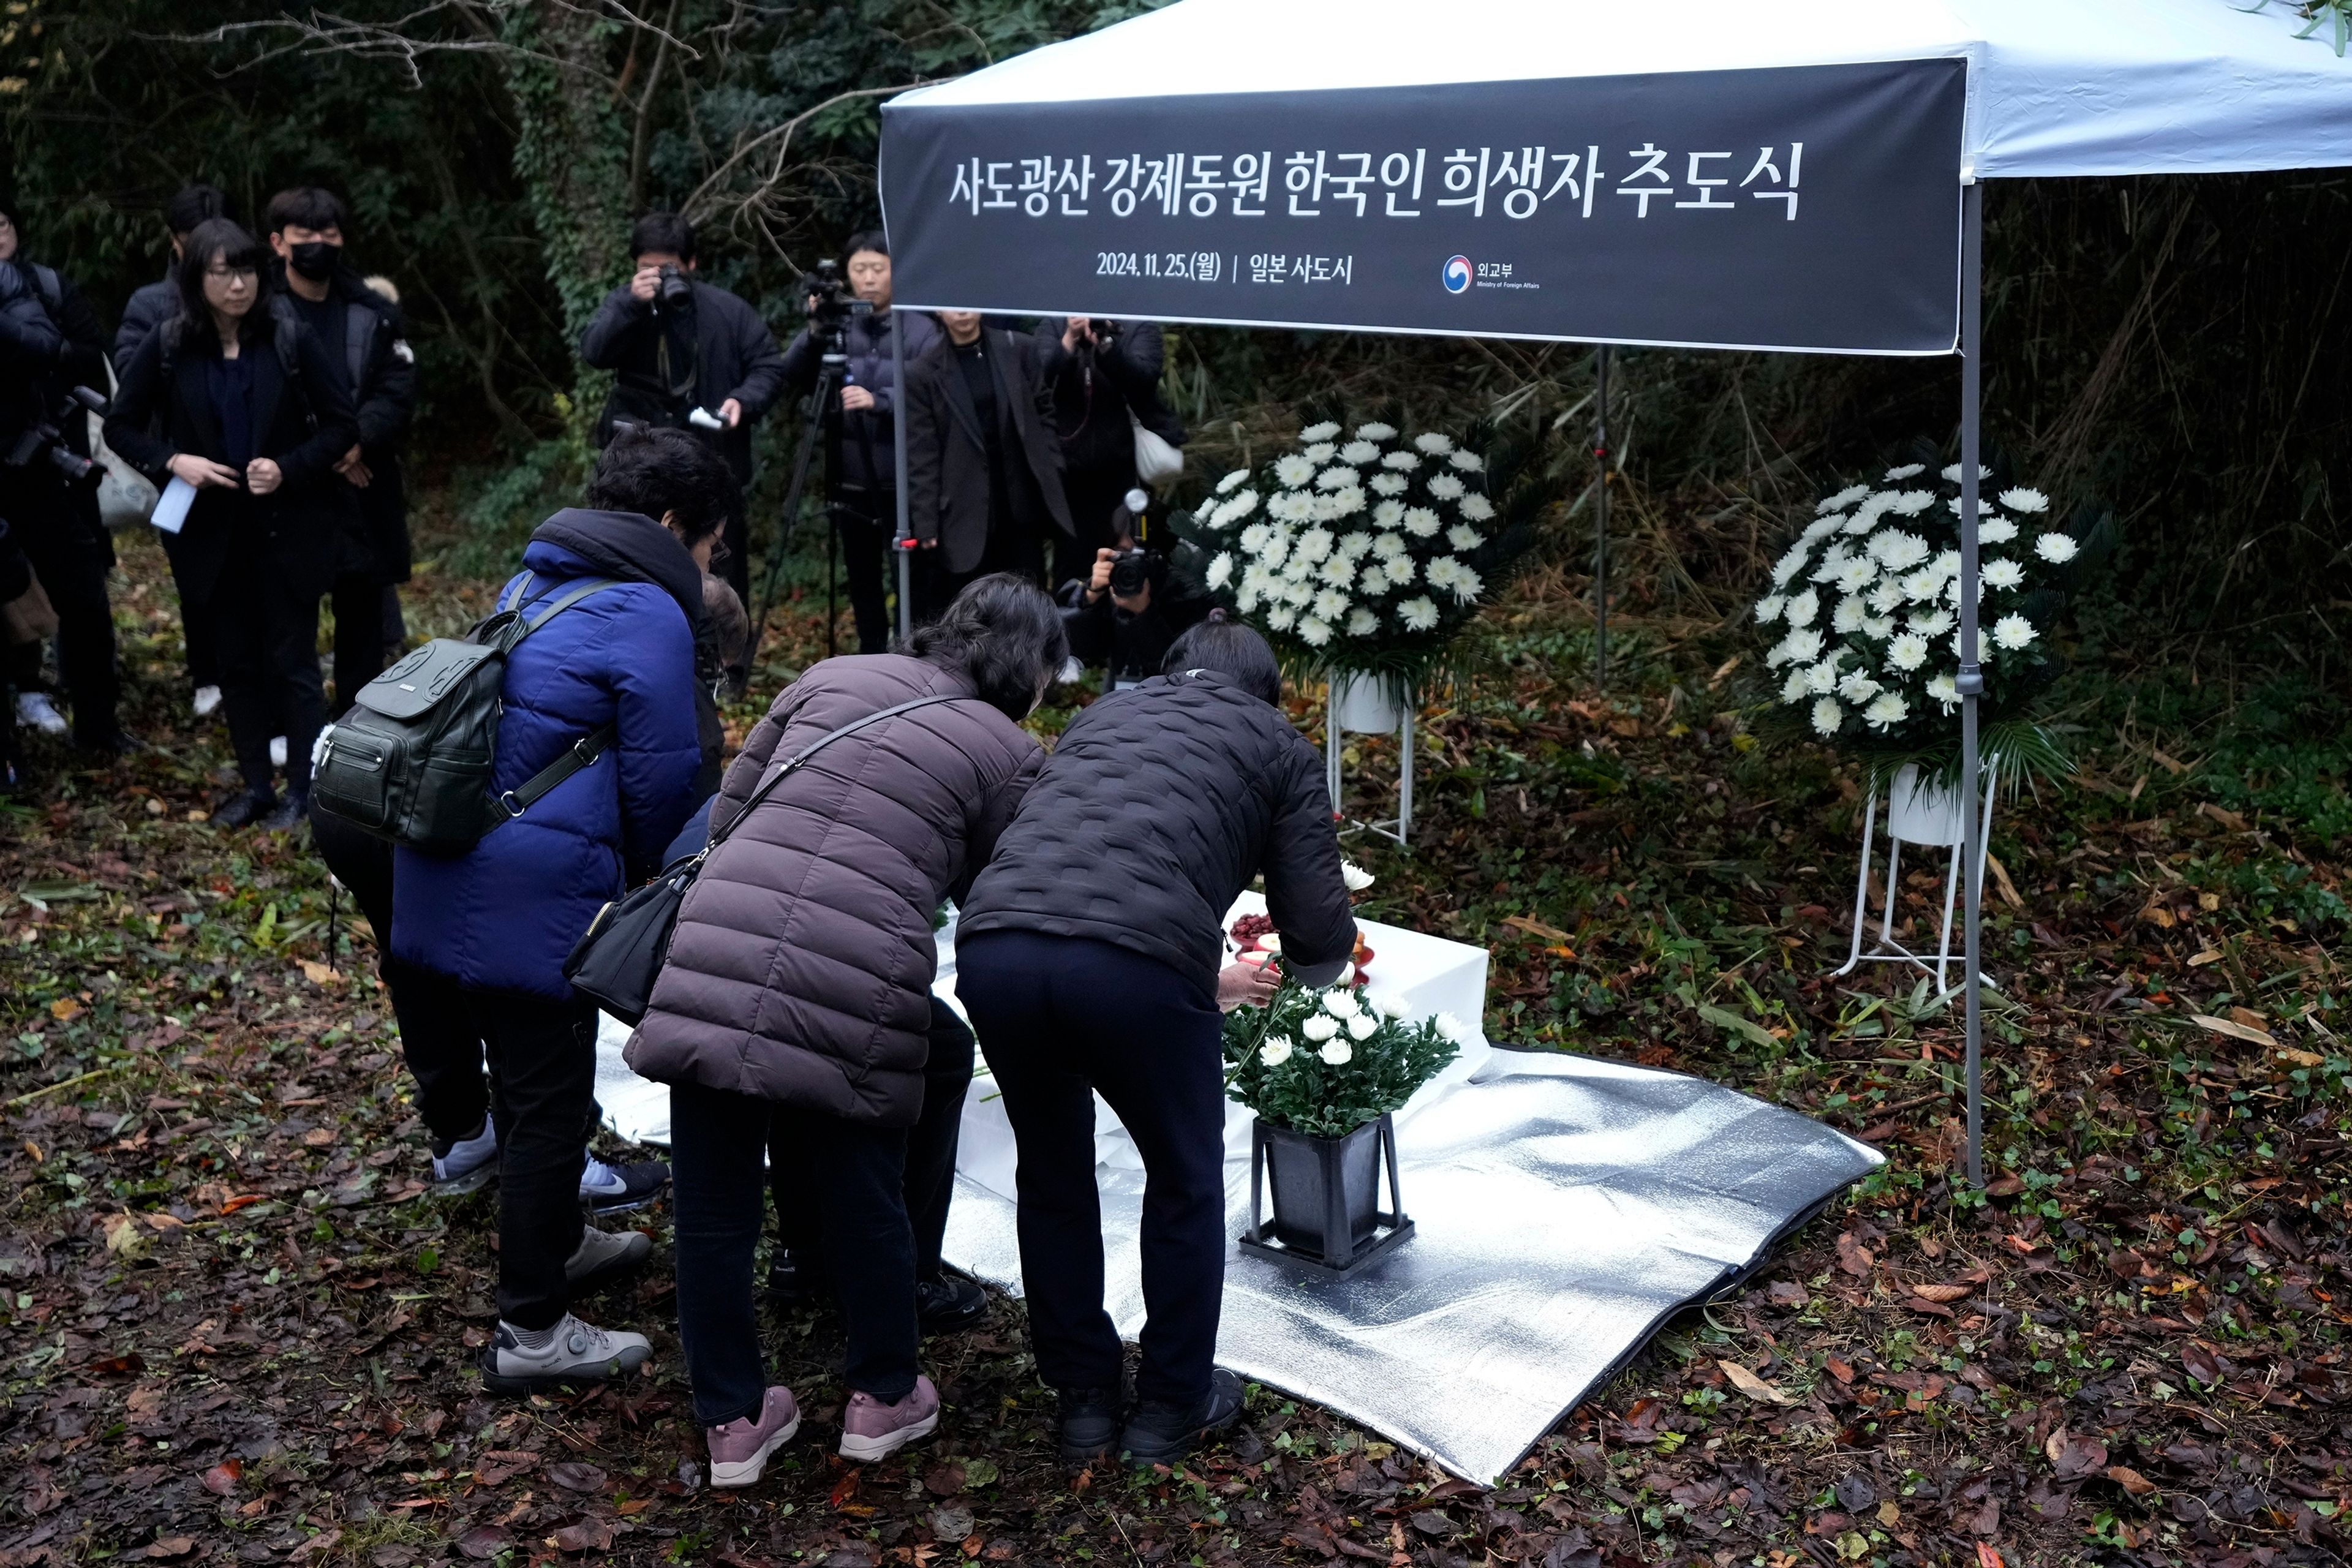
273, 264, 420, 585
581, 278, 786, 485
0, 262, 63, 437
1034, 317, 1186, 476
113, 277, 175, 380
903, 328, 1071, 575
104, 303, 361, 606
959, 668, 1357, 995
780, 308, 940, 500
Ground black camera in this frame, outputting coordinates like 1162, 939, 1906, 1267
798, 258, 871, 348
1107, 546, 1166, 600
5, 385, 108, 491
655, 263, 695, 312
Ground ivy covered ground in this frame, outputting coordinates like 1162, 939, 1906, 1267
5, 532, 2350, 1568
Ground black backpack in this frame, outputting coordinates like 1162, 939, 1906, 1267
312, 573, 619, 854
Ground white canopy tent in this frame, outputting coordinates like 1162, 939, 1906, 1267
876, 0, 2352, 1185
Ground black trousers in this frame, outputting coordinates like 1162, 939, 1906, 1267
462, 988, 598, 1330
183, 593, 219, 690
769, 997, 974, 1284
213, 556, 323, 796
956, 931, 1228, 1406
308, 805, 489, 1144
11, 503, 119, 742
830, 504, 892, 655
329, 571, 388, 717
673, 1079, 918, 1425
1057, 465, 1136, 592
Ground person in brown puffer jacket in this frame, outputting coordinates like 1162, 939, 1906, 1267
624, 573, 1066, 1484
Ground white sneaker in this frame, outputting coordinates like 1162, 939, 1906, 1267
480, 1314, 651, 1395
15, 693, 67, 734
191, 685, 223, 719
565, 1225, 652, 1290
429, 1115, 497, 1194
268, 735, 288, 767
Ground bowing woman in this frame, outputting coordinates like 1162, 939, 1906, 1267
107, 217, 358, 828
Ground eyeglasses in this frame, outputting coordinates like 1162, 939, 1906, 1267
204, 265, 258, 282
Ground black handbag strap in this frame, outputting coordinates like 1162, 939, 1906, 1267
484, 573, 628, 825
703, 692, 968, 859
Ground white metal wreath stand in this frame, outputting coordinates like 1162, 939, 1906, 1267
1325, 674, 1414, 848
1834, 759, 2000, 997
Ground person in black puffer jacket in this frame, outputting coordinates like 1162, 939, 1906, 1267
954, 617, 1356, 1468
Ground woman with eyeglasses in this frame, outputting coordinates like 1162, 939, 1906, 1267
107, 217, 359, 827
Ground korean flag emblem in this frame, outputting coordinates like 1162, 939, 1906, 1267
1441, 255, 1472, 295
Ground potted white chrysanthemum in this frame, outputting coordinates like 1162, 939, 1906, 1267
1172, 416, 1547, 707
1221, 976, 1464, 1273
1754, 457, 2102, 807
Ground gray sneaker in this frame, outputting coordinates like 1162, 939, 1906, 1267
480, 1314, 650, 1395
566, 1226, 652, 1292
429, 1115, 497, 1195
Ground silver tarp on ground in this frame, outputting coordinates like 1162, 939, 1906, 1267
941, 1048, 1880, 1483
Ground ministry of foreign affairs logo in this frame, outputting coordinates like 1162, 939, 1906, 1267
1442, 255, 1472, 294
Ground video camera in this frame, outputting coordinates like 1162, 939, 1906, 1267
6, 385, 108, 491
797, 258, 872, 351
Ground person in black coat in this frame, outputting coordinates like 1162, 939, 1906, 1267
0, 201, 126, 752
264, 186, 419, 712
105, 218, 360, 829
778, 230, 940, 654
902, 311, 1071, 622
114, 184, 234, 718
1033, 317, 1187, 589
579, 212, 786, 609
954, 619, 1356, 1468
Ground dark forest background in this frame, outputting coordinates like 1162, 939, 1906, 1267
4, 0, 2348, 681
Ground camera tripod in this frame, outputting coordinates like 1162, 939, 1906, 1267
746, 349, 846, 672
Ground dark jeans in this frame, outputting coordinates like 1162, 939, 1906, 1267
956, 932, 1228, 1405
769, 997, 974, 1285
462, 989, 598, 1330
309, 805, 489, 1144
212, 558, 323, 796
831, 505, 892, 655
13, 505, 119, 742
673, 1079, 918, 1425
330, 571, 388, 717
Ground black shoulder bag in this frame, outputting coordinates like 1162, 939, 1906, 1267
564, 693, 962, 1025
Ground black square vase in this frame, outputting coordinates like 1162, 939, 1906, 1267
1238, 1113, 1413, 1276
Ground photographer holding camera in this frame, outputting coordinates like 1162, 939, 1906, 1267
1059, 487, 1210, 690
1034, 315, 1186, 590
581, 212, 786, 609
0, 200, 127, 753
778, 232, 937, 655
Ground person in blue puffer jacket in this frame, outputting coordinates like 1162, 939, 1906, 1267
393, 426, 716, 1393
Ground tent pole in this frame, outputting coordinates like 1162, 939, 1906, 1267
1958, 179, 1985, 1189
893, 307, 914, 644
1594, 345, 1610, 689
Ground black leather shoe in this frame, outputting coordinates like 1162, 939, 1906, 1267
764, 1247, 832, 1306
258, 789, 311, 833
1057, 1385, 1124, 1466
1119, 1368, 1245, 1466
916, 1272, 987, 1334
211, 790, 277, 828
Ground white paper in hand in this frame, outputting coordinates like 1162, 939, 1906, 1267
149, 476, 197, 535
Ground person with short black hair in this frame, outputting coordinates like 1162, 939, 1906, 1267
263, 186, 420, 714
105, 217, 361, 827
625, 573, 1067, 1486
0, 198, 126, 752
778, 228, 939, 654
953, 617, 1355, 1468
580, 211, 786, 614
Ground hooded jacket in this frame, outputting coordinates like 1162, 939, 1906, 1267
780, 307, 940, 502
957, 668, 1357, 997
625, 653, 1041, 1126
392, 508, 704, 1000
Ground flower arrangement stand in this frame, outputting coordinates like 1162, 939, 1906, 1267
1833, 760, 2000, 997
1239, 1112, 1415, 1278
1325, 674, 1414, 849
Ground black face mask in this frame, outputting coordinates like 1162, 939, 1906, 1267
287, 240, 337, 282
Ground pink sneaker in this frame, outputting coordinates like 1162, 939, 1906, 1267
707, 1386, 801, 1488
838, 1374, 940, 1462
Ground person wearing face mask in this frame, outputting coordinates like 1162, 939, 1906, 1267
0, 198, 129, 755
265, 187, 418, 715
105, 218, 360, 828
777, 231, 939, 655
624, 574, 1066, 1486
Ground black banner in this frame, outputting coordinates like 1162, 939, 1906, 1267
881, 60, 1965, 356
